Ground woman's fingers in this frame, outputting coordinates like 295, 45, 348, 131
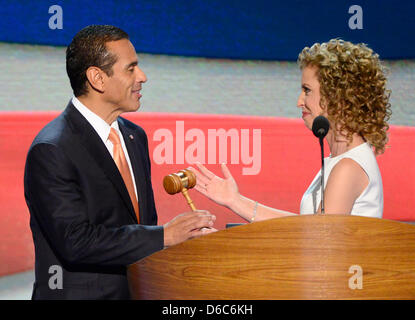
194, 183, 208, 196
195, 162, 216, 180
220, 163, 233, 180
188, 166, 210, 187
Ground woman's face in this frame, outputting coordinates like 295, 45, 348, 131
297, 66, 325, 130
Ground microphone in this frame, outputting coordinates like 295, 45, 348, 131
312, 116, 330, 214
312, 115, 330, 139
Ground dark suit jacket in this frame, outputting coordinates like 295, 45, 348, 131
24, 101, 164, 299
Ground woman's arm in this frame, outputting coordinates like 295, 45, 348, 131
317, 158, 369, 214
190, 163, 295, 222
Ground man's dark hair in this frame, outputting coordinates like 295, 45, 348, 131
66, 25, 129, 97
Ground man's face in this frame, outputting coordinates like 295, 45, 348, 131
102, 39, 147, 113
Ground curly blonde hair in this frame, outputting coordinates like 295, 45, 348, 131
298, 39, 391, 155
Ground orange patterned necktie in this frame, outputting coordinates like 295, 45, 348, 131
108, 128, 140, 223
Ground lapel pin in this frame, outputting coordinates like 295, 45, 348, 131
129, 134, 134, 140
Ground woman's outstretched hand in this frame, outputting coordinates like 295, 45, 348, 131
188, 163, 239, 209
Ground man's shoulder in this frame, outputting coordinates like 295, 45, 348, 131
31, 112, 70, 147
29, 101, 85, 159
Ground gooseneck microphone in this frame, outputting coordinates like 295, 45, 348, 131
312, 116, 330, 214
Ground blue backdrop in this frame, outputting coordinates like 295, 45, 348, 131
0, 0, 414, 60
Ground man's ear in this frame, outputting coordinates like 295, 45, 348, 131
85, 66, 105, 93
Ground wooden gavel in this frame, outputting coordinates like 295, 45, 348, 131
163, 169, 197, 211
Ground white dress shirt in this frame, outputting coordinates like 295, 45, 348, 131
71, 97, 138, 198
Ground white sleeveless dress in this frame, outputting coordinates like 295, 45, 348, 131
300, 142, 383, 218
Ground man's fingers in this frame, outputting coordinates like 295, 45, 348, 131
181, 209, 212, 217
164, 211, 216, 247
201, 227, 218, 234
183, 212, 215, 230
178, 211, 215, 232
189, 227, 218, 238
177, 210, 214, 222
191, 215, 215, 229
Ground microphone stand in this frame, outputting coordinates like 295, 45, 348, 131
319, 136, 325, 214
311, 115, 329, 215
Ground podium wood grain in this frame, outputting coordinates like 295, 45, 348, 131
127, 215, 415, 299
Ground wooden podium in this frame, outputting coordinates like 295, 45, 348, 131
127, 215, 415, 299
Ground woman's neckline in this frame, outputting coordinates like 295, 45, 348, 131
328, 141, 368, 160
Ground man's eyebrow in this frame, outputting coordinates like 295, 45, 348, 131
125, 60, 138, 69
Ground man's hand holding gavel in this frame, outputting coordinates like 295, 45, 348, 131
162, 169, 217, 248
163, 210, 216, 247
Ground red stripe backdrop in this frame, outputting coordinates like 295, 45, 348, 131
0, 112, 414, 276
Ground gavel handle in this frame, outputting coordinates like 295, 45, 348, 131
182, 188, 210, 231
181, 187, 196, 211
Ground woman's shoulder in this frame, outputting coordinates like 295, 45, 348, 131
330, 157, 368, 182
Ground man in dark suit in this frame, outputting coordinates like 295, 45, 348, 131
23, 25, 215, 299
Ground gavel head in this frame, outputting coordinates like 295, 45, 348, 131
163, 169, 196, 195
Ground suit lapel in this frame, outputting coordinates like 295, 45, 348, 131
63, 102, 138, 223
118, 119, 147, 224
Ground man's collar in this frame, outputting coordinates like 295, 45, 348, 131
71, 96, 118, 144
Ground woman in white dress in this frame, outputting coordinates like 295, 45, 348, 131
190, 39, 391, 221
